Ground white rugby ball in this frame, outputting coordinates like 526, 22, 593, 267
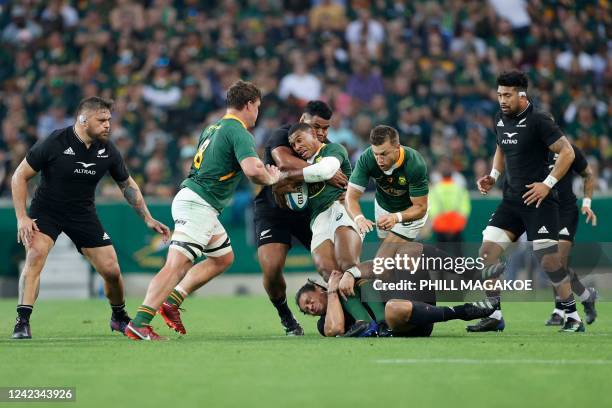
285, 183, 308, 211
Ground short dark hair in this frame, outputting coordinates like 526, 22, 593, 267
295, 281, 318, 313
76, 97, 114, 115
304, 100, 332, 120
288, 122, 313, 144
370, 125, 399, 146
496, 70, 528, 91
226, 80, 261, 110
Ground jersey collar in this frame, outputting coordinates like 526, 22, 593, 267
307, 143, 325, 164
223, 114, 247, 129
382, 146, 405, 175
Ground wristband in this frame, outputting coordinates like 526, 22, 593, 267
490, 169, 501, 182
346, 267, 361, 279
354, 214, 365, 222
327, 290, 338, 295
395, 212, 402, 223
543, 175, 558, 188
582, 198, 591, 209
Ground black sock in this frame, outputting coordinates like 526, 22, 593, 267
554, 298, 563, 312
17, 305, 33, 321
408, 301, 463, 325
111, 302, 128, 319
271, 297, 294, 321
560, 295, 577, 315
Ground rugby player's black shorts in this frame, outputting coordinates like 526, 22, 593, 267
487, 197, 560, 242
558, 204, 579, 242
253, 208, 312, 249
29, 202, 112, 252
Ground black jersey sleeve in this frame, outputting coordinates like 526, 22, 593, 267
571, 144, 588, 175
25, 134, 58, 172
536, 111, 564, 147
108, 142, 130, 182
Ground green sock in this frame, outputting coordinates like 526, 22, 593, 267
166, 289, 186, 307
341, 287, 373, 322
359, 281, 387, 323
132, 305, 156, 328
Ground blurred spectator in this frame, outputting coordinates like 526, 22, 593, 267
345, 8, 384, 60
278, 51, 322, 103
2, 6, 42, 46
36, 103, 72, 140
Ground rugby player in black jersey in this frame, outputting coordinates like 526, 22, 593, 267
11, 97, 170, 339
471, 70, 585, 333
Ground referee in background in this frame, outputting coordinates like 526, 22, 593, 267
11, 97, 170, 339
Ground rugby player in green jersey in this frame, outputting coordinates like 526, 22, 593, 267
276, 123, 364, 297
347, 125, 429, 243
126, 80, 281, 340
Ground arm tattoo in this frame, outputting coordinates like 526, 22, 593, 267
581, 167, 595, 199
548, 137, 569, 154
117, 179, 148, 219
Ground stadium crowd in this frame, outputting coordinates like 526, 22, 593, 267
0, 0, 610, 201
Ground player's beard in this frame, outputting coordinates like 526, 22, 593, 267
93, 130, 111, 143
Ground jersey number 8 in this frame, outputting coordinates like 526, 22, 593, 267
193, 138, 211, 169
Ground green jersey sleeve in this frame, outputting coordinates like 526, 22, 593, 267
408, 149, 429, 197
348, 148, 372, 190
232, 127, 258, 163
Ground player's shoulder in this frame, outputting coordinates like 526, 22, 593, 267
266, 123, 291, 147
35, 126, 70, 149
529, 107, 556, 122
322, 142, 348, 157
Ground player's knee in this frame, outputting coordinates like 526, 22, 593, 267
97, 259, 121, 279
540, 254, 562, 273
385, 300, 411, 330
24, 246, 48, 268
212, 252, 234, 271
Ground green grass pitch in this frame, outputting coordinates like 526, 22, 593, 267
1, 297, 611, 408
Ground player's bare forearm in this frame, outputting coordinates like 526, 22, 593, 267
271, 146, 308, 171
117, 177, 152, 221
400, 196, 428, 222
11, 159, 37, 220
346, 187, 364, 219
492, 146, 505, 173
548, 137, 575, 180
11, 174, 29, 220
323, 293, 345, 336
581, 166, 595, 199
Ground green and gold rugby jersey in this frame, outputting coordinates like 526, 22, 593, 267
349, 146, 429, 212
181, 114, 258, 213
306, 143, 352, 224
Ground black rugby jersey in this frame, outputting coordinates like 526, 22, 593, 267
494, 103, 563, 201
26, 126, 129, 213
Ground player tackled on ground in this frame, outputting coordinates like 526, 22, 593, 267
125, 80, 281, 340
472, 70, 583, 333
296, 271, 498, 337
11, 97, 170, 339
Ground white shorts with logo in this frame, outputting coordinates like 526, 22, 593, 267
374, 199, 428, 241
170, 188, 232, 261
310, 201, 363, 252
